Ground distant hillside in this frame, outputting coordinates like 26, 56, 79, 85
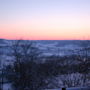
0, 39, 7, 44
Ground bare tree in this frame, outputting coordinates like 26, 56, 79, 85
10, 40, 43, 90
72, 40, 90, 84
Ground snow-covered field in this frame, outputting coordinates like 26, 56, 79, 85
0, 39, 90, 90
0, 39, 82, 65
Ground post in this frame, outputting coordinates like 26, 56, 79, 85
1, 68, 3, 90
62, 88, 66, 90
0, 69, 1, 90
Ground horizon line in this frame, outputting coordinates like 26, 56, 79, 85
0, 38, 90, 41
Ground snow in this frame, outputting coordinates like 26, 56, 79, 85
3, 83, 12, 90
45, 87, 90, 90
0, 40, 90, 90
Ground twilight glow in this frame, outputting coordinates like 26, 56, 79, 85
0, 0, 90, 40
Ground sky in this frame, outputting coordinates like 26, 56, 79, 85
0, 0, 90, 40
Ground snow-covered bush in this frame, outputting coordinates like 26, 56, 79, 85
43, 73, 90, 89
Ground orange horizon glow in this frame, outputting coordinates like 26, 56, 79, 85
0, 27, 90, 40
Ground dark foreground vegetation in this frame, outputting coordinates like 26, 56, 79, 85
1, 40, 90, 90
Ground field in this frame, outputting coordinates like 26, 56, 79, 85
0, 39, 90, 90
